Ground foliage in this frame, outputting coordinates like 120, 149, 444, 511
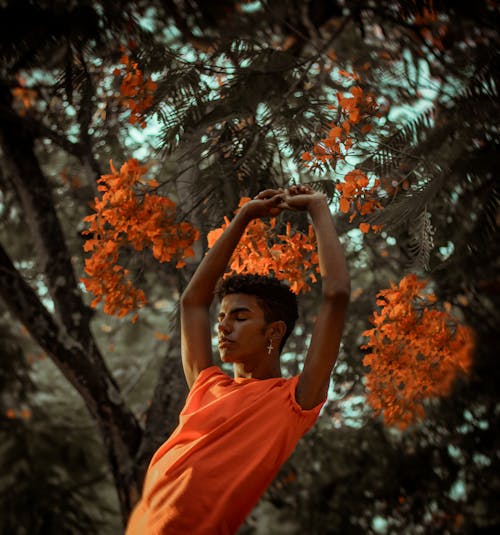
362, 274, 474, 429
207, 198, 319, 294
81, 158, 199, 319
301, 81, 384, 234
336, 169, 383, 234
114, 45, 158, 128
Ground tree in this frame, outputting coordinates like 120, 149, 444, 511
1, 0, 498, 532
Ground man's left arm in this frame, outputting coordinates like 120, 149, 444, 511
294, 193, 351, 410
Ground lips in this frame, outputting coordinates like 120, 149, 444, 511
218, 338, 234, 348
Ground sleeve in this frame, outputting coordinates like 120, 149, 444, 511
286, 375, 325, 428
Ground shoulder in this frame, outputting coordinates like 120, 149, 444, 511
246, 375, 325, 421
190, 365, 228, 388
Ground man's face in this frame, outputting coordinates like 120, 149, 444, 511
217, 293, 269, 364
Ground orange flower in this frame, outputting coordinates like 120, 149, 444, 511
20, 409, 32, 420
207, 200, 319, 294
81, 159, 199, 319
11, 83, 37, 116
301, 82, 378, 170
362, 274, 474, 429
300, 80, 382, 233
336, 170, 382, 232
114, 51, 157, 128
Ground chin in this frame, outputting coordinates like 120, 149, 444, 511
219, 352, 233, 363
220, 351, 241, 364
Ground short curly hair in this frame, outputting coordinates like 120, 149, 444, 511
215, 274, 298, 352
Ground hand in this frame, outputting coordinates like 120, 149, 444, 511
239, 189, 286, 220
281, 185, 326, 211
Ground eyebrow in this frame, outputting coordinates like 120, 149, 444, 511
217, 306, 252, 319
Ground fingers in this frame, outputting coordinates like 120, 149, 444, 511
255, 185, 313, 200
254, 188, 284, 200
288, 184, 313, 196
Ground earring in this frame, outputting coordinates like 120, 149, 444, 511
267, 340, 274, 356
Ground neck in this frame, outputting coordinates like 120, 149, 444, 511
233, 356, 281, 379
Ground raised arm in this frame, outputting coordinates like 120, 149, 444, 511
180, 192, 285, 388
285, 187, 351, 409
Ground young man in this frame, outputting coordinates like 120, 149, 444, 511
126, 186, 350, 534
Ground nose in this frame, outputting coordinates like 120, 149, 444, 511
218, 317, 231, 334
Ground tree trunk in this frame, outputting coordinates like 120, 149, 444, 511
135, 329, 188, 484
0, 85, 144, 523
0, 242, 143, 521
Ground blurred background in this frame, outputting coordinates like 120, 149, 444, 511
0, 1, 498, 533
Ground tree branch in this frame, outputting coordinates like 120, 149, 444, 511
0, 239, 143, 517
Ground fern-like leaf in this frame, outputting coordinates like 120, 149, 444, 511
408, 207, 435, 271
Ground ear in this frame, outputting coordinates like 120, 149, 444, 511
266, 320, 287, 347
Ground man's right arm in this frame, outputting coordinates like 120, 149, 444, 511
180, 193, 285, 388
180, 209, 251, 388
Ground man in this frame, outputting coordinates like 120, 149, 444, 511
126, 185, 350, 534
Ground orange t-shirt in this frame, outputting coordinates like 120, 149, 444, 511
126, 365, 324, 535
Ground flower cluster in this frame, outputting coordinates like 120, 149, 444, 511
336, 169, 383, 233
362, 274, 474, 429
81, 159, 199, 320
301, 80, 382, 233
207, 198, 319, 294
301, 83, 378, 167
113, 53, 157, 127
